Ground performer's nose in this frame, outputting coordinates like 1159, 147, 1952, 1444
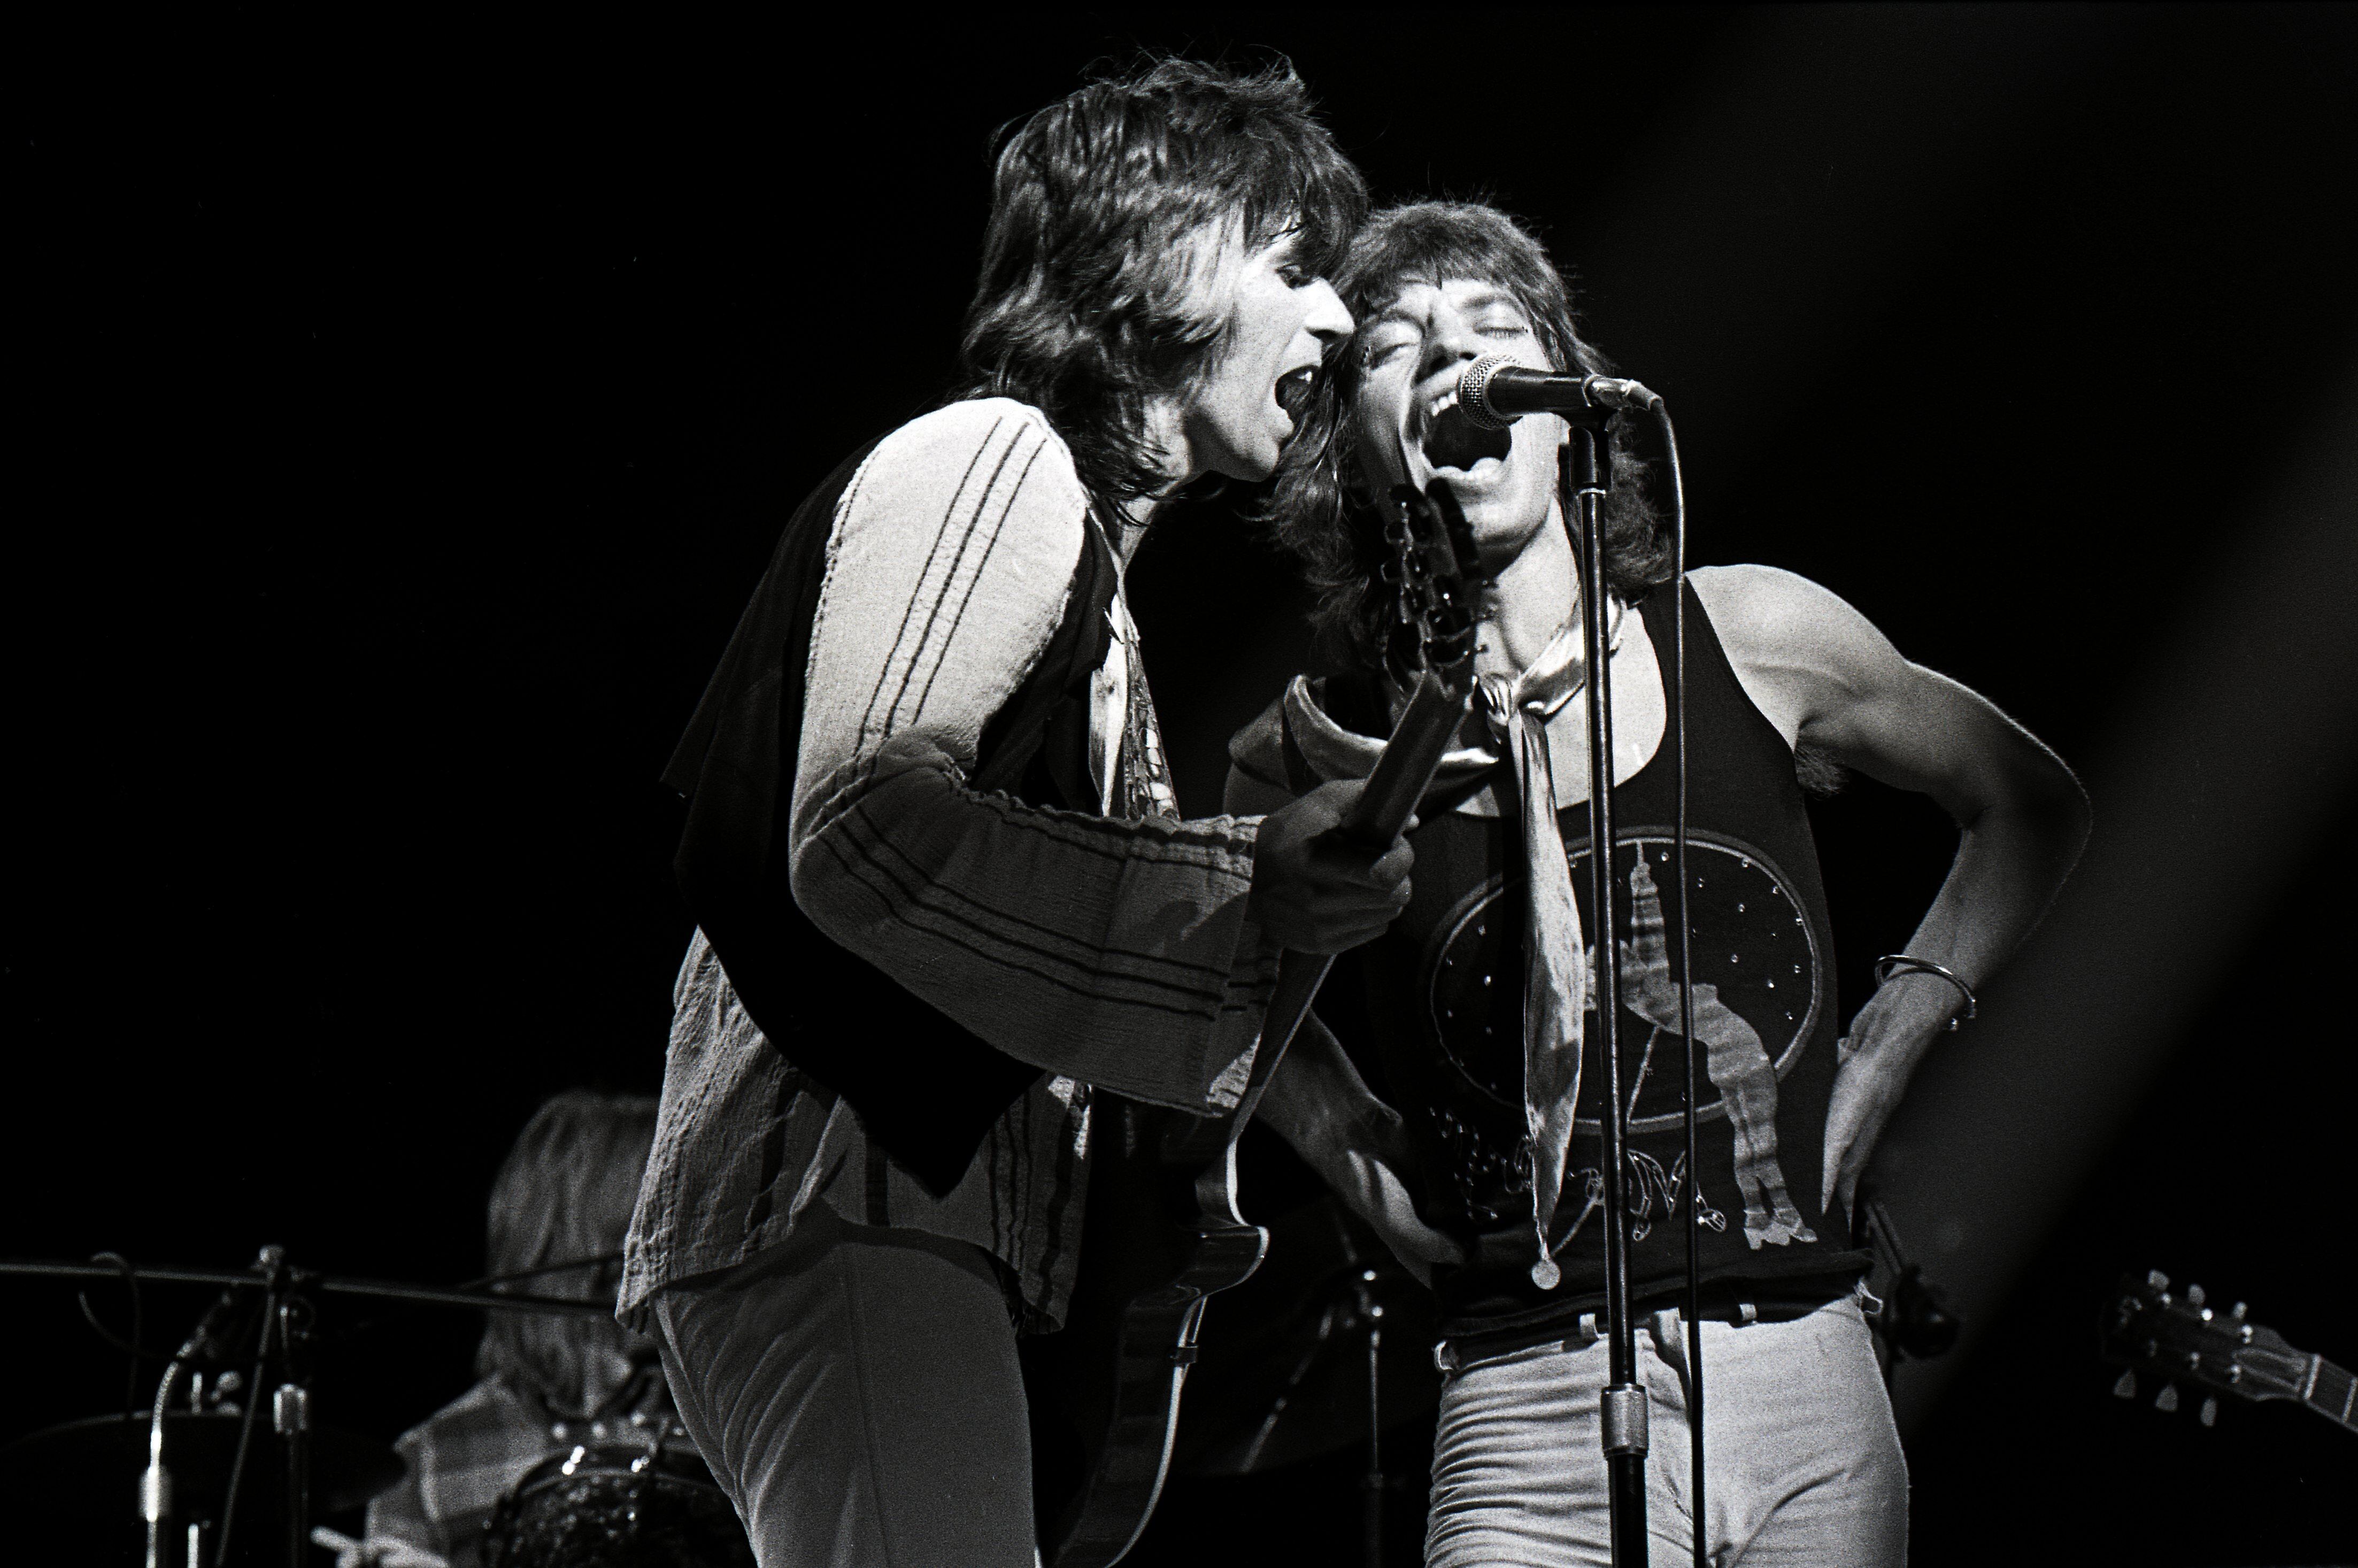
1417, 320, 1482, 385
1301, 278, 1352, 343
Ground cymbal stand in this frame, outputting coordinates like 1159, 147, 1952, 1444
1355, 1269, 1384, 1568
266, 1249, 315, 1568
178, 1245, 305, 1568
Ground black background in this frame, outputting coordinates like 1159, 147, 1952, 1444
12, 7, 2358, 1563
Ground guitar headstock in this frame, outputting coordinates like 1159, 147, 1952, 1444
1379, 480, 1481, 692
2100, 1269, 2313, 1425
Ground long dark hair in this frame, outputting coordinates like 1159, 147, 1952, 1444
958, 58, 1366, 505
1263, 201, 1670, 670
474, 1090, 659, 1415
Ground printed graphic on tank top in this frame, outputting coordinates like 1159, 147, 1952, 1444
1341, 578, 1870, 1343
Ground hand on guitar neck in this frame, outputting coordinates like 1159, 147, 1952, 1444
1247, 778, 1417, 955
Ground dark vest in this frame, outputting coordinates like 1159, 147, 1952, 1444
662, 434, 1123, 1195
1308, 580, 1870, 1342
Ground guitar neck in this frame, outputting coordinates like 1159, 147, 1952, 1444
1340, 669, 1470, 843
1221, 670, 1471, 1137
2297, 1354, 2358, 1432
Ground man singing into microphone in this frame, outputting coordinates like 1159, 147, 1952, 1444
617, 62, 1447, 1568
1232, 201, 2089, 1565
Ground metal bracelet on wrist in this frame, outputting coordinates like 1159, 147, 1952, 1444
1871, 954, 1977, 1032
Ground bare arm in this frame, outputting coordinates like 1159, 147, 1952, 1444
353, 1436, 451, 1567
1691, 565, 2092, 1212
1228, 759, 1457, 1280
1255, 1012, 1465, 1285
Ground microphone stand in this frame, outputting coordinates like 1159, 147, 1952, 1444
1566, 415, 1650, 1566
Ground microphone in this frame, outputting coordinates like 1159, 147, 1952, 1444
184, 1286, 245, 1361
144, 1286, 247, 1562
1457, 353, 1661, 430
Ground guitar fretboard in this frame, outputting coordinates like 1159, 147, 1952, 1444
2300, 1354, 2357, 1432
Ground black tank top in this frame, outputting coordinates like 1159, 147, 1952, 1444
1332, 578, 1869, 1342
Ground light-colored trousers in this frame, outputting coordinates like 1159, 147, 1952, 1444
1427, 1295, 1908, 1567
650, 1203, 1039, 1568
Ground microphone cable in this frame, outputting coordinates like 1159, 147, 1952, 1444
1656, 401, 1708, 1568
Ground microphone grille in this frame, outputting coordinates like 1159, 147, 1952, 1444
1457, 354, 1515, 431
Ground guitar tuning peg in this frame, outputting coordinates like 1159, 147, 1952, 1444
2186, 1284, 2206, 1308
2199, 1397, 2217, 1427
2112, 1370, 2137, 1400
2154, 1383, 2179, 1413
2145, 1269, 2169, 1290
2229, 1301, 2247, 1321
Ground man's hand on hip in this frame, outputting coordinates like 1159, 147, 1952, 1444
1821, 974, 1956, 1218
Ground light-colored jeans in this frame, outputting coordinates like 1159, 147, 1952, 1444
650, 1202, 1038, 1568
1427, 1295, 1907, 1567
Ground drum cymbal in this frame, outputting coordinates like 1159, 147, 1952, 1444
0, 1412, 403, 1518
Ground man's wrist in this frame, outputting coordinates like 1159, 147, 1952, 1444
1873, 954, 1977, 1030
1875, 970, 1969, 1045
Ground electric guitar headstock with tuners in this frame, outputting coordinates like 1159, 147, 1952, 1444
1378, 480, 1481, 694
2099, 1270, 2355, 1436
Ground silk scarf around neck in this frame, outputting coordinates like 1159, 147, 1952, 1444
1280, 598, 1628, 1288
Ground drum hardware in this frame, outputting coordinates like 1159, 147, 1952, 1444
484, 1423, 753, 1568
3, 1248, 621, 1566
1353, 1269, 1387, 1568
0, 1415, 404, 1534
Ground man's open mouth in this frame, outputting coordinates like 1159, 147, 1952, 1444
1274, 365, 1318, 426
1421, 391, 1511, 472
